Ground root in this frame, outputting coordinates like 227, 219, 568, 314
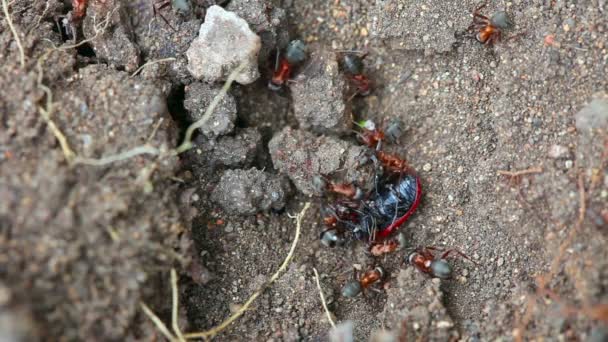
131, 57, 176, 77
313, 267, 336, 329
497, 166, 543, 179
141, 203, 311, 341
2, 0, 26, 68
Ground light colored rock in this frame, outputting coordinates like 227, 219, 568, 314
575, 96, 608, 131
186, 6, 261, 84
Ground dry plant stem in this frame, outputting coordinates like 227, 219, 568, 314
176, 63, 247, 154
497, 166, 543, 178
313, 267, 336, 329
2, 0, 26, 68
171, 269, 186, 342
183, 202, 311, 340
131, 57, 176, 77
141, 302, 176, 341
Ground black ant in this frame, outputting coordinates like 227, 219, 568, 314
467, 3, 512, 46
407, 246, 477, 279
268, 40, 307, 91
318, 119, 422, 246
342, 266, 386, 298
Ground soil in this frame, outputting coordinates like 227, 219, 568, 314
1, 0, 607, 341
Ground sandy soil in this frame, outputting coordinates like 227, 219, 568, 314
1, 0, 607, 341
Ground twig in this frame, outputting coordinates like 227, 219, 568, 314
2, 0, 26, 68
313, 267, 336, 329
141, 302, 176, 342
73, 145, 160, 166
131, 57, 176, 77
171, 269, 186, 342
175, 63, 247, 154
183, 202, 311, 340
497, 166, 543, 178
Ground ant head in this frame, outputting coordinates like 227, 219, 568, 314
341, 280, 362, 298
342, 53, 365, 75
490, 11, 512, 29
285, 40, 307, 65
430, 259, 452, 279
312, 175, 328, 194
320, 229, 345, 247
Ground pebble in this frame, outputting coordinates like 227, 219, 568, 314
548, 144, 569, 159
186, 6, 261, 84
423, 163, 432, 172
497, 257, 504, 267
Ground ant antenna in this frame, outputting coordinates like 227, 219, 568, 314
274, 47, 280, 71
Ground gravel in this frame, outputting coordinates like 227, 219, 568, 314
211, 168, 291, 215
290, 51, 351, 135
186, 5, 261, 84
268, 127, 374, 196
184, 82, 237, 138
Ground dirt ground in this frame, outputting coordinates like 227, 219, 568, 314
1, 0, 607, 341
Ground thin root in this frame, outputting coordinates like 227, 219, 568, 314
497, 166, 543, 178
2, 0, 26, 68
131, 57, 177, 78
142, 203, 311, 341
313, 267, 336, 329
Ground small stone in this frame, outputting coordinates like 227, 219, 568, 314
565, 160, 574, 169
186, 6, 261, 84
268, 128, 374, 196
211, 168, 291, 215
575, 97, 608, 131
290, 51, 351, 134
457, 166, 464, 173
497, 257, 504, 267
548, 144, 569, 159
184, 82, 237, 138
423, 163, 432, 172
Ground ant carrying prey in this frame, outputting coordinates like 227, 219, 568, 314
318, 119, 422, 247
339, 52, 372, 97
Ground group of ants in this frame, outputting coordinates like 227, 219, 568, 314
68, 0, 512, 297
265, 3, 513, 298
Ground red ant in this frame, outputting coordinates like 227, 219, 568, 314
319, 119, 421, 246
71, 0, 88, 23
407, 247, 477, 279
369, 232, 405, 257
342, 266, 386, 297
468, 3, 512, 46
268, 40, 307, 91
340, 53, 371, 97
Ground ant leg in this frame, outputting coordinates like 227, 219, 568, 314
473, 2, 488, 15
440, 249, 479, 265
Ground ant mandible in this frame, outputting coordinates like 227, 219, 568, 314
407, 246, 477, 279
268, 40, 307, 91
468, 3, 512, 46
342, 266, 386, 298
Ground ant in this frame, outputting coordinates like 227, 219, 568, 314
342, 266, 386, 298
319, 119, 422, 246
407, 247, 477, 279
268, 40, 307, 91
369, 232, 405, 257
467, 3, 512, 46
152, 0, 177, 31
71, 0, 88, 24
339, 52, 371, 97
